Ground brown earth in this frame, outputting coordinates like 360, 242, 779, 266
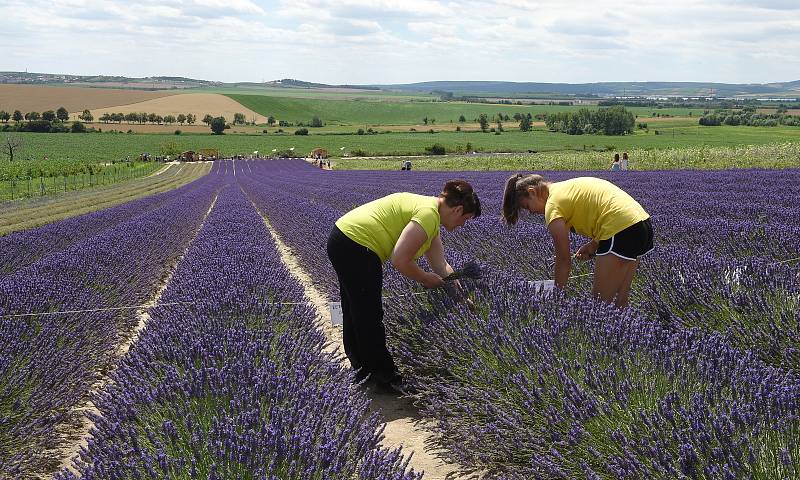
88, 93, 268, 124
0, 84, 179, 116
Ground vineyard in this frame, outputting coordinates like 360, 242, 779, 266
1, 160, 799, 479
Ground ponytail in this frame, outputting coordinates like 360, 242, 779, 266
501, 173, 547, 225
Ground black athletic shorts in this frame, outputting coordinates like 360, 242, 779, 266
596, 218, 654, 260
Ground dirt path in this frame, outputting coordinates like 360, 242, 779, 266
53, 191, 220, 477
248, 196, 460, 480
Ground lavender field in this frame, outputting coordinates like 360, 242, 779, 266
2, 159, 799, 479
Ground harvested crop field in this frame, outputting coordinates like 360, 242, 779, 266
89, 93, 268, 124
0, 85, 179, 115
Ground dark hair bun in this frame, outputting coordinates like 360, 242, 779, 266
440, 179, 480, 217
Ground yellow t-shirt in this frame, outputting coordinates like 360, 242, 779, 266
544, 177, 649, 241
335, 192, 440, 262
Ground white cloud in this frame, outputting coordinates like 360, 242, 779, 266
0, 0, 798, 83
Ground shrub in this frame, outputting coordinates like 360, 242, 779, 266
425, 143, 446, 155
357, 128, 365, 135
295, 128, 309, 136
210, 117, 226, 135
70, 121, 87, 133
19, 120, 52, 133
174, 130, 182, 135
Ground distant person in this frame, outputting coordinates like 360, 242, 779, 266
611, 157, 621, 171
502, 174, 653, 308
327, 180, 481, 394
403, 160, 412, 171
621, 152, 629, 170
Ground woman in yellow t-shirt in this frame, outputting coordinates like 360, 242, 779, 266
327, 180, 481, 393
502, 174, 653, 308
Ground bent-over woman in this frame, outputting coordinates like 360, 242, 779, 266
502, 174, 652, 308
327, 180, 481, 393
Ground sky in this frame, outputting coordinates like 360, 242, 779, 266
1, 0, 799, 85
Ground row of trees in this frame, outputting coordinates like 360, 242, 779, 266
0, 107, 70, 123
476, 113, 533, 132
699, 109, 800, 127
0, 108, 249, 127
544, 106, 635, 135
96, 111, 198, 125
447, 112, 539, 124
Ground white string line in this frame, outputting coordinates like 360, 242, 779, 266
0, 292, 429, 319
5, 254, 797, 319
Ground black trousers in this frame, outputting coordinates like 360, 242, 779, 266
326, 225, 397, 383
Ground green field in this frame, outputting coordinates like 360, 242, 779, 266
2, 91, 798, 184
0, 162, 210, 234
193, 86, 435, 101
226, 94, 707, 125
4, 125, 799, 168
0, 161, 161, 201
333, 142, 800, 171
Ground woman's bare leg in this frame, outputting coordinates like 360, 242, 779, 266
615, 259, 639, 308
592, 254, 636, 307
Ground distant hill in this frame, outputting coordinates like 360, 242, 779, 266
268, 79, 381, 90
371, 80, 800, 98
2, 71, 798, 98
0, 72, 222, 90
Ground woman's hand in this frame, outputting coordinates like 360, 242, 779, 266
421, 272, 444, 289
575, 241, 598, 261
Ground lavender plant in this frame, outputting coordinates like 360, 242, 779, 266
57, 182, 420, 480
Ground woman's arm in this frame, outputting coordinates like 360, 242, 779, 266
548, 218, 572, 289
424, 235, 453, 278
392, 221, 444, 289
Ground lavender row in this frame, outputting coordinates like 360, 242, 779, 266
243, 160, 799, 370
59, 179, 420, 480
238, 160, 800, 476
0, 172, 222, 477
384, 275, 800, 478
0, 162, 223, 276
243, 160, 799, 275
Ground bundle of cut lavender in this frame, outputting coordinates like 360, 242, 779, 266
443, 261, 481, 282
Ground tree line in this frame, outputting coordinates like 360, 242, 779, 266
94, 112, 198, 125
544, 106, 635, 135
699, 107, 800, 127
